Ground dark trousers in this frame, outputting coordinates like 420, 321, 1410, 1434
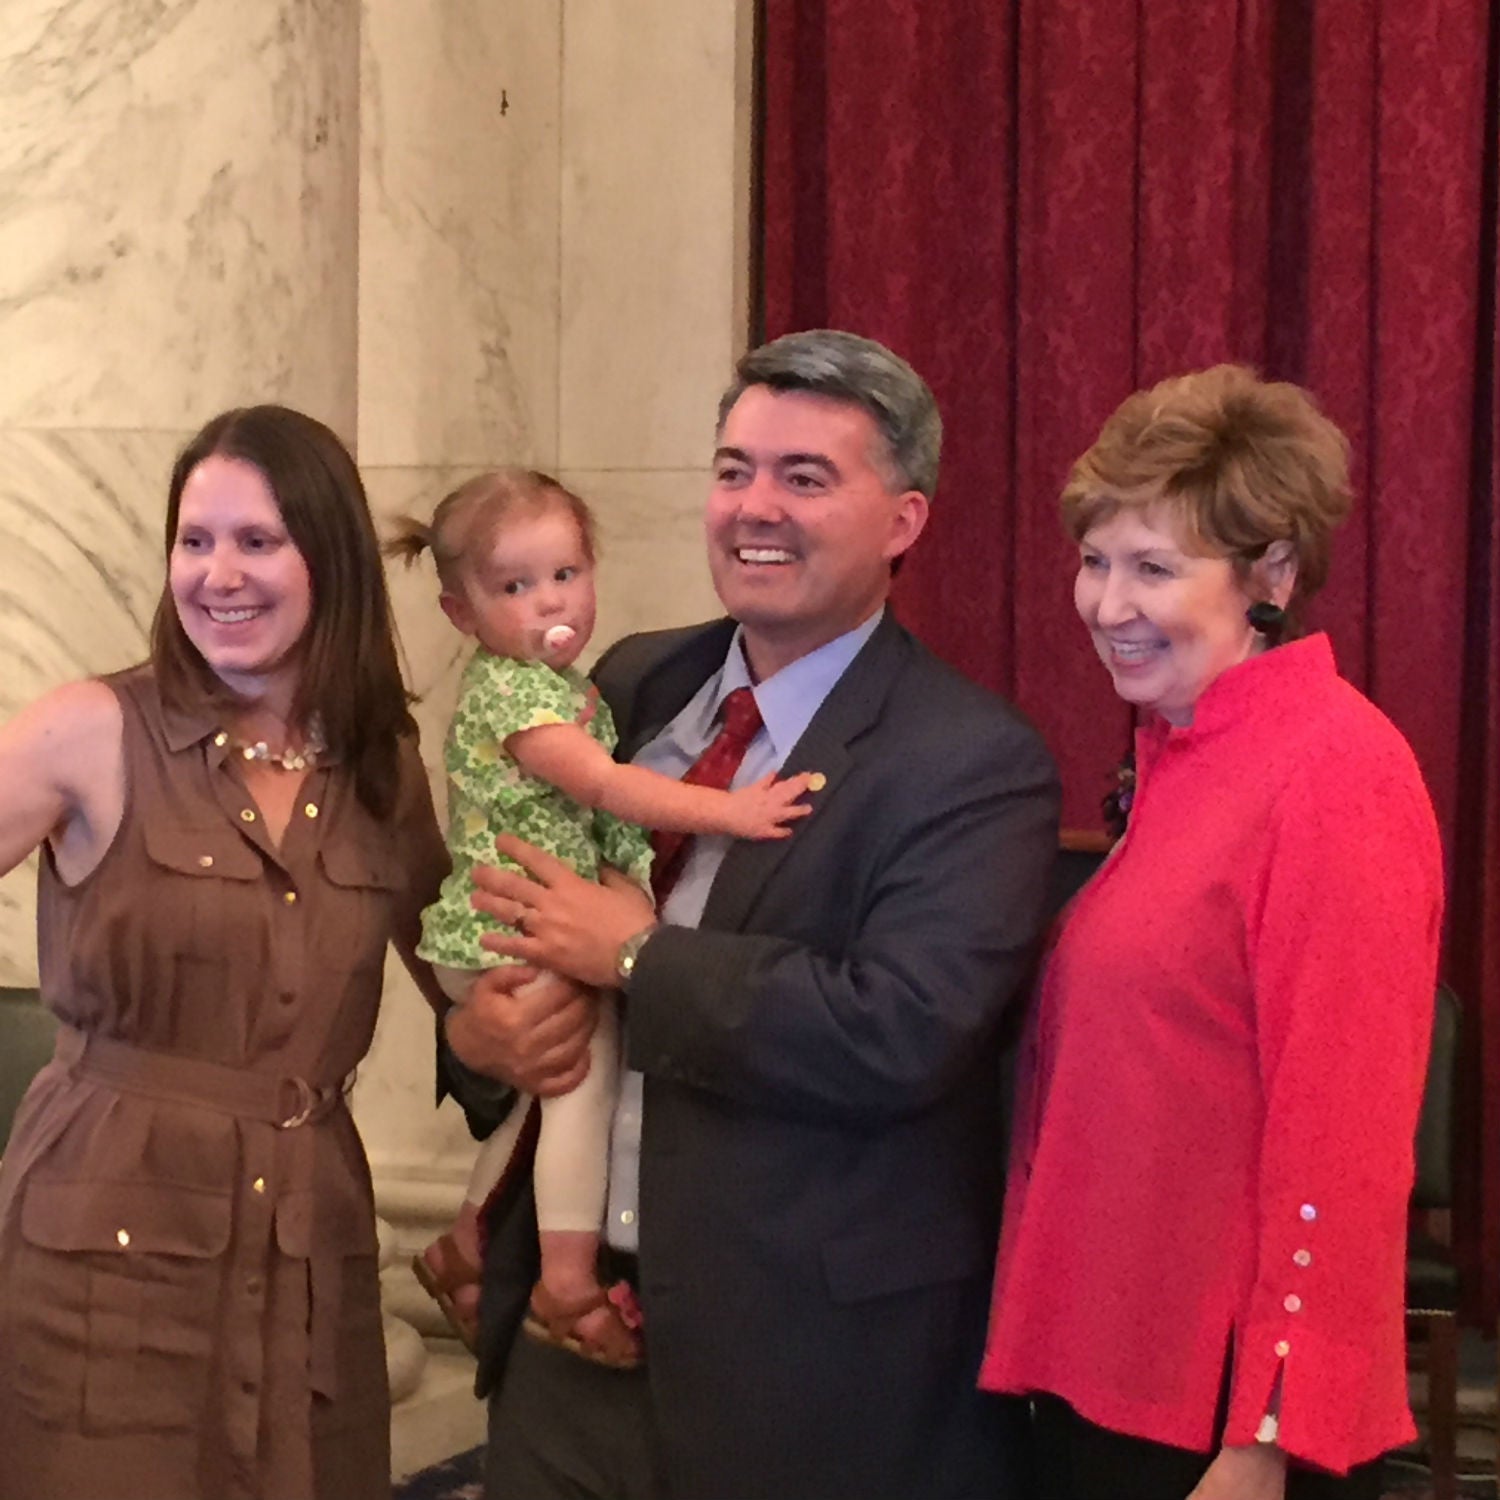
1031, 1396, 1384, 1500
484, 1332, 665, 1500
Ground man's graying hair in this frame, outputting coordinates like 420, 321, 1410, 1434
716, 330, 942, 501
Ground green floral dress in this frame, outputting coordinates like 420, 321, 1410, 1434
418, 648, 654, 969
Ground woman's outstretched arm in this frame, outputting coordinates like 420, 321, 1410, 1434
0, 679, 124, 880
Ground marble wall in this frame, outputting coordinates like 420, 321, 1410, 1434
4, 1, 360, 436
556, 0, 754, 651
0, 0, 360, 986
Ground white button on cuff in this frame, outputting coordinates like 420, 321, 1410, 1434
619, 1210, 636, 1226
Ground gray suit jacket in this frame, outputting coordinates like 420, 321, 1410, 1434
469, 611, 1059, 1499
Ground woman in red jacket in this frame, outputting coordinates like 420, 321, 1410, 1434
981, 365, 1443, 1500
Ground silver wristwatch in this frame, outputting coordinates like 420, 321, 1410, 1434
614, 927, 656, 990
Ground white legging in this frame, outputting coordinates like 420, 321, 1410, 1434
438, 965, 617, 1230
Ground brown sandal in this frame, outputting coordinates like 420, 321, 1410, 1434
523, 1282, 642, 1369
411, 1233, 482, 1353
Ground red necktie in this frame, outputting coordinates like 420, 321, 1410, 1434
650, 686, 763, 906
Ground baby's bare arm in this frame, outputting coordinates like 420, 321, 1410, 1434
508, 722, 814, 838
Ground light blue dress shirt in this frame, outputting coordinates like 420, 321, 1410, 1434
603, 609, 884, 1251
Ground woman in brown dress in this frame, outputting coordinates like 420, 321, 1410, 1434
0, 407, 449, 1500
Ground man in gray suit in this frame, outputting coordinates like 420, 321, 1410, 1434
445, 329, 1059, 1499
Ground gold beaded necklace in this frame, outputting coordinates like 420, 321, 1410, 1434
216, 717, 327, 773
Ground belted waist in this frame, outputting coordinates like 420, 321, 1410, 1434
56, 1025, 349, 1129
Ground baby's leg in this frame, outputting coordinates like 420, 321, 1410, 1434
531, 988, 632, 1357
416, 966, 536, 1344
532, 987, 616, 1230
464, 1090, 538, 1204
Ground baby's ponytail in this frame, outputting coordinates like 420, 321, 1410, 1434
382, 516, 435, 567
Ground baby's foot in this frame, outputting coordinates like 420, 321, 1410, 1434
417, 1227, 481, 1286
527, 1278, 642, 1367
412, 1228, 484, 1352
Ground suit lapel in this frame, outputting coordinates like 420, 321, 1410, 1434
611, 619, 739, 761
700, 612, 911, 933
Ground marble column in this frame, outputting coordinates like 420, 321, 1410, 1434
556, 0, 756, 632
351, 0, 567, 1338
0, 0, 360, 981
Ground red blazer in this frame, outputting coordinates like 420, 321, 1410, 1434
980, 635, 1444, 1475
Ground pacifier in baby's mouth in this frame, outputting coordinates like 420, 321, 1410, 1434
542, 624, 577, 654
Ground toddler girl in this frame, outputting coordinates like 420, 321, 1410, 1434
387, 469, 811, 1364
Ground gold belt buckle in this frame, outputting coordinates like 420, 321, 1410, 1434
277, 1077, 318, 1130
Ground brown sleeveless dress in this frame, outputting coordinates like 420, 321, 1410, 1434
0, 665, 448, 1500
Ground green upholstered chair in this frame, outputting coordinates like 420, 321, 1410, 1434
1406, 983, 1462, 1500
0, 987, 58, 1155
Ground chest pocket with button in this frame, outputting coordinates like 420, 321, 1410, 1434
316, 837, 406, 976
142, 824, 264, 962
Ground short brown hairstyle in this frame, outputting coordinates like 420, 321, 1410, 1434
1060, 365, 1352, 615
717, 329, 942, 501
151, 406, 415, 818
384, 469, 597, 596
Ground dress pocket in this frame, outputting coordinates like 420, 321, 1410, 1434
311, 1252, 389, 1433
316, 836, 407, 1007
318, 838, 404, 895
318, 838, 404, 953
142, 823, 263, 961
13, 1177, 231, 1432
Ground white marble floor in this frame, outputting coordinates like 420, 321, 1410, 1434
391, 1338, 486, 1483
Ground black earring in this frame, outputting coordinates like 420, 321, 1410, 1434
1246, 601, 1287, 641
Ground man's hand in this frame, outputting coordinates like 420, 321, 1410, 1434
444, 963, 599, 1097
474, 834, 658, 988
1187, 1444, 1287, 1500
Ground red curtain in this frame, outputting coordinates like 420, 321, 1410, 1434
762, 0, 1500, 1320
